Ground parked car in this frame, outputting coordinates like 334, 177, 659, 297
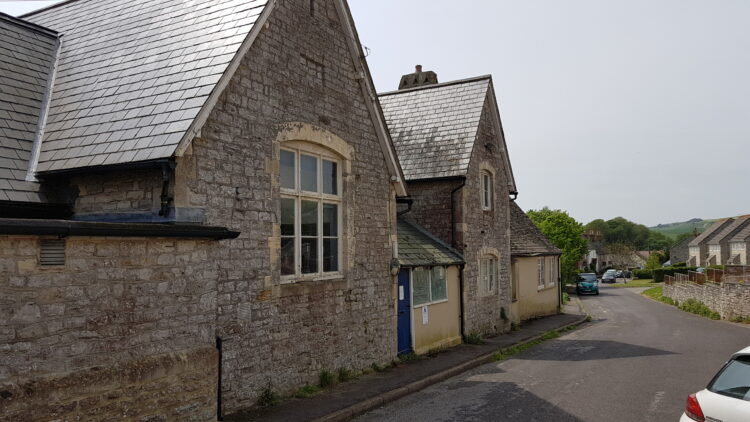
615, 270, 624, 278
602, 270, 617, 283
696, 267, 706, 274
575, 273, 599, 295
680, 346, 750, 422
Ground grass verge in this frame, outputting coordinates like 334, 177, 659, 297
492, 324, 579, 361
609, 279, 658, 288
642, 286, 723, 320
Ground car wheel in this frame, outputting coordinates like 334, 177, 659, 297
595, 290, 599, 295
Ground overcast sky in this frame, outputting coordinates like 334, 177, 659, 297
4, 1, 749, 227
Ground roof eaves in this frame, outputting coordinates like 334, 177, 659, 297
399, 218, 464, 262
0, 11, 58, 36
378, 74, 492, 97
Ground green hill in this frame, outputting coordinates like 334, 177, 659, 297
649, 218, 720, 239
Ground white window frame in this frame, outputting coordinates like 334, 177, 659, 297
547, 257, 557, 287
730, 242, 745, 251
280, 145, 343, 282
412, 266, 449, 307
480, 256, 497, 293
537, 257, 546, 290
480, 170, 493, 211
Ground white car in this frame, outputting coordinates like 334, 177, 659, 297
680, 346, 750, 421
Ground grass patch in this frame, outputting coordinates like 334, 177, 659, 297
679, 298, 720, 320
319, 370, 336, 388
562, 292, 570, 304
256, 387, 280, 407
293, 384, 321, 399
642, 286, 676, 305
609, 279, 659, 288
465, 331, 485, 345
337, 367, 356, 382
731, 316, 750, 324
397, 352, 422, 363
492, 325, 577, 361
370, 362, 385, 372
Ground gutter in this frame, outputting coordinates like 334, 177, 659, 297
0, 218, 239, 240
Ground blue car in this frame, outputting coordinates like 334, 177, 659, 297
576, 273, 599, 295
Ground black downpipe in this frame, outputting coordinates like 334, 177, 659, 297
396, 197, 414, 216
216, 337, 223, 421
450, 178, 467, 249
158, 161, 176, 217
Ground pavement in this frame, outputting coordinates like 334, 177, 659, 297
225, 301, 587, 422
355, 287, 750, 422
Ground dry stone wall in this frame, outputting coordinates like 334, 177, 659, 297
664, 279, 750, 319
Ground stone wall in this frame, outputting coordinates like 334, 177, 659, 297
403, 179, 463, 246
0, 235, 219, 419
664, 279, 750, 319
1, 347, 217, 422
458, 92, 512, 336
175, 0, 397, 411
70, 169, 163, 218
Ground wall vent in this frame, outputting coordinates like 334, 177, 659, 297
40, 238, 66, 266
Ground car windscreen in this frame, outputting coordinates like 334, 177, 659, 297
578, 275, 596, 282
708, 356, 750, 401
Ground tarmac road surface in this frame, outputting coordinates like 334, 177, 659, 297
356, 287, 750, 422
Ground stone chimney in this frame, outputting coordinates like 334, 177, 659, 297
398, 65, 438, 90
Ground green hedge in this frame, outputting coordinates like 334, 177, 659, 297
633, 269, 652, 279
652, 266, 698, 283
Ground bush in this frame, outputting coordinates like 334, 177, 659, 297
633, 269, 652, 279
651, 266, 698, 283
319, 370, 336, 388
679, 299, 720, 320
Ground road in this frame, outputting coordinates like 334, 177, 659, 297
356, 287, 750, 422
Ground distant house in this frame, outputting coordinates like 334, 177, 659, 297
509, 203, 562, 323
669, 235, 696, 265
688, 219, 735, 266
705, 215, 750, 265
728, 222, 750, 265
381, 69, 518, 337
396, 219, 464, 355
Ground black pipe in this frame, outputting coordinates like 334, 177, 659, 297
450, 177, 467, 249
510, 191, 518, 202
216, 337, 223, 421
396, 196, 413, 216
158, 161, 176, 217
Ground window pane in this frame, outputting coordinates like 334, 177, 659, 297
301, 200, 318, 237
412, 268, 430, 305
300, 154, 318, 192
281, 198, 295, 236
301, 237, 318, 273
280, 150, 296, 189
431, 267, 447, 301
281, 237, 295, 275
324, 238, 338, 272
323, 203, 338, 236
323, 160, 338, 195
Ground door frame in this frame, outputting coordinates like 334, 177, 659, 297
397, 267, 414, 354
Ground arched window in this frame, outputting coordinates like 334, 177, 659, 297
480, 255, 497, 292
279, 144, 342, 279
480, 169, 493, 211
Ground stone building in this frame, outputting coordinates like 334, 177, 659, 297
727, 223, 750, 265
1, 0, 408, 419
669, 234, 696, 266
380, 70, 517, 337
509, 203, 562, 323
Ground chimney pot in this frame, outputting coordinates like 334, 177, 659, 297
415, 65, 422, 73
398, 65, 438, 90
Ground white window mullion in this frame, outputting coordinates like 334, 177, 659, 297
295, 197, 301, 276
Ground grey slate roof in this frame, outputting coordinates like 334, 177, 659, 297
379, 76, 490, 181
397, 218, 464, 267
23, 0, 269, 173
689, 218, 734, 246
0, 13, 58, 202
510, 202, 561, 256
707, 215, 750, 245
730, 216, 750, 243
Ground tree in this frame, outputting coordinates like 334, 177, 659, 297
526, 207, 588, 283
645, 252, 664, 270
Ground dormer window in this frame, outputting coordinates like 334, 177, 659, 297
480, 170, 493, 211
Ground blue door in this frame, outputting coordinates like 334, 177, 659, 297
397, 269, 412, 354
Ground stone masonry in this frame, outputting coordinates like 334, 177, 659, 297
664, 278, 750, 320
175, 0, 397, 411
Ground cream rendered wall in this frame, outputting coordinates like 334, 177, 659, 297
411, 266, 462, 354
511, 256, 559, 323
